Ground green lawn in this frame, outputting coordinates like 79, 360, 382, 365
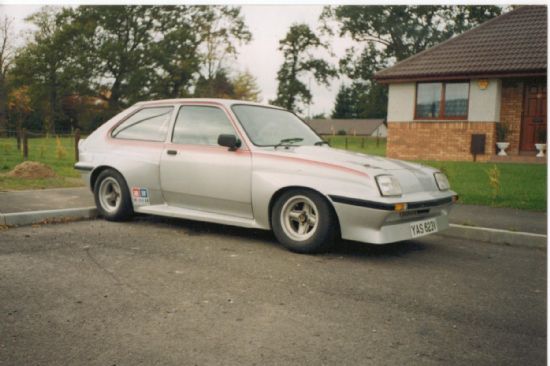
0, 136, 83, 191
422, 161, 547, 211
324, 135, 387, 156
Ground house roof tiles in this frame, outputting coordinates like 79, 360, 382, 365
375, 6, 547, 82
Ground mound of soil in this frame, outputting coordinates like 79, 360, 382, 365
6, 161, 57, 179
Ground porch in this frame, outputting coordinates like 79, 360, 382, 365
499, 78, 547, 156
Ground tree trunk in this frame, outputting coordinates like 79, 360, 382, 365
0, 85, 8, 137
47, 70, 57, 135
0, 77, 7, 137
50, 94, 56, 135
109, 78, 122, 113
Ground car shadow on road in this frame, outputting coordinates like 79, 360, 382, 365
135, 214, 278, 241
134, 214, 428, 259
331, 239, 427, 259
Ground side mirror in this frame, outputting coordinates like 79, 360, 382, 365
218, 134, 241, 151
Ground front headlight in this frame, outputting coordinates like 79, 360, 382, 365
375, 175, 402, 196
434, 172, 450, 191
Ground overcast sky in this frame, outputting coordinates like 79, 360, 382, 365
1, 4, 357, 117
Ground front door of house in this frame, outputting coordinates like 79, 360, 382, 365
520, 80, 547, 151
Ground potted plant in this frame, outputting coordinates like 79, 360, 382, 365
535, 128, 546, 158
495, 123, 510, 156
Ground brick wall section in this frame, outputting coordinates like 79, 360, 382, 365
499, 79, 524, 154
387, 122, 496, 161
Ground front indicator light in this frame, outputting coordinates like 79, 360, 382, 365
394, 203, 408, 212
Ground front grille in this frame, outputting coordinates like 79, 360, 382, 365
400, 209, 430, 218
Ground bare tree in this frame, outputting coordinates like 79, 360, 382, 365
0, 14, 14, 136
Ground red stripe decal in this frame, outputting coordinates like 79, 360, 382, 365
254, 152, 369, 178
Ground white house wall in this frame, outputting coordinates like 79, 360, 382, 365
387, 83, 416, 122
468, 79, 501, 122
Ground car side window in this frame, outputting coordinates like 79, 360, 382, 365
172, 105, 236, 146
112, 107, 173, 142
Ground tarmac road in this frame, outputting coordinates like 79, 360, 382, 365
0, 216, 546, 365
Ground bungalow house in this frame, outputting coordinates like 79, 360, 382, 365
374, 6, 547, 162
305, 119, 387, 137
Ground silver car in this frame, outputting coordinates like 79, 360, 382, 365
75, 99, 457, 253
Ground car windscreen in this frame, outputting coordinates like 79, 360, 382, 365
231, 105, 321, 147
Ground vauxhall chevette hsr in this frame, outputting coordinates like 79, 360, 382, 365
75, 99, 457, 253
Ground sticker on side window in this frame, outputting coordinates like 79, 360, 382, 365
132, 187, 150, 205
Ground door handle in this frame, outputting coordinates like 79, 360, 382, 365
167, 150, 177, 155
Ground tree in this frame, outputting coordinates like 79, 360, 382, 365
323, 6, 503, 63
232, 71, 261, 102
332, 84, 356, 118
10, 6, 89, 133
194, 69, 262, 101
66, 6, 162, 112
149, 6, 201, 99
65, 6, 251, 107
194, 69, 235, 99
322, 6, 504, 118
7, 86, 32, 139
194, 6, 252, 82
8, 5, 252, 132
0, 15, 14, 136
271, 24, 337, 113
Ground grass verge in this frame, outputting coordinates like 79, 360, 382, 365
0, 136, 83, 191
421, 161, 546, 211
324, 135, 386, 156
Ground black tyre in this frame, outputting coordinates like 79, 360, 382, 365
93, 169, 134, 221
271, 189, 338, 254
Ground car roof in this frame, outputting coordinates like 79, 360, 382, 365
134, 98, 285, 110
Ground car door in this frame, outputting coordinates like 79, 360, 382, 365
159, 104, 253, 219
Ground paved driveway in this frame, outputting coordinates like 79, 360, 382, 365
0, 217, 546, 365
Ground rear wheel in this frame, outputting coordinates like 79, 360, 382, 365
272, 189, 337, 254
94, 169, 133, 221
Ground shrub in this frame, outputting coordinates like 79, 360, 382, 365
55, 136, 67, 160
487, 164, 500, 202
337, 129, 346, 136
496, 123, 509, 141
537, 128, 546, 143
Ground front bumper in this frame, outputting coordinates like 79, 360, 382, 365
330, 194, 455, 244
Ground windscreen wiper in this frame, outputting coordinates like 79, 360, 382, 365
314, 140, 330, 146
274, 137, 304, 149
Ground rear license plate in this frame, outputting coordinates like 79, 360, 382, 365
410, 219, 438, 238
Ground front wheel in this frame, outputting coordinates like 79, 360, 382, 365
93, 169, 134, 221
271, 189, 338, 254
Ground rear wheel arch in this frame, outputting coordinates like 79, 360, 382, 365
90, 166, 126, 192
93, 167, 134, 221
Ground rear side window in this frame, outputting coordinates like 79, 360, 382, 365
112, 107, 173, 141
172, 106, 236, 145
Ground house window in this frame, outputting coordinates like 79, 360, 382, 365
415, 82, 469, 119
